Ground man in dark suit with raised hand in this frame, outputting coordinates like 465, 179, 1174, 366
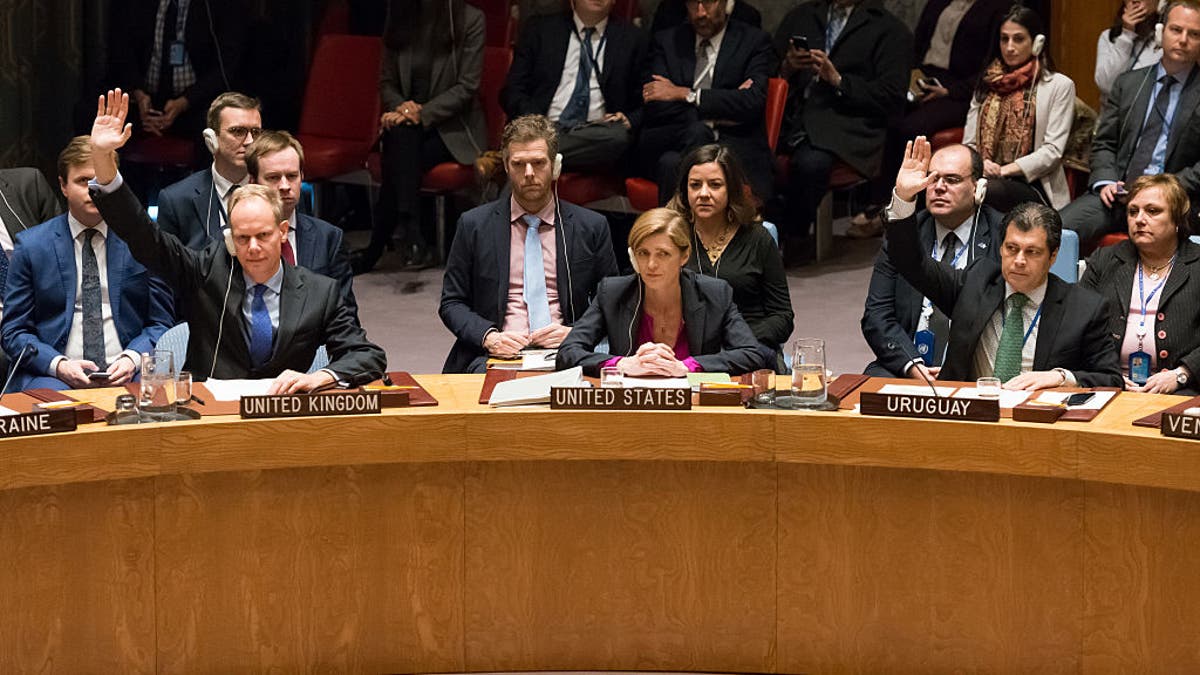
1061, 0, 1200, 246
862, 143, 1004, 380
501, 0, 648, 173
245, 130, 357, 320
884, 136, 1122, 390
638, 0, 774, 205
440, 115, 618, 374
88, 90, 385, 394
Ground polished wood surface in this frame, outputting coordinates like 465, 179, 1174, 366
1053, 0, 1119, 109
2, 375, 1200, 672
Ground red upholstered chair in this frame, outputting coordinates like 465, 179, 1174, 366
296, 35, 383, 215
1098, 232, 1130, 248
418, 45, 513, 260
123, 135, 197, 170
612, 0, 641, 22
812, 161, 868, 261
930, 126, 965, 152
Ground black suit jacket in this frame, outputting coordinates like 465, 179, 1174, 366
1080, 238, 1200, 392
862, 205, 1004, 377
439, 195, 619, 373
645, 19, 774, 171
501, 12, 649, 130
912, 0, 1007, 102
0, 168, 61, 240
293, 213, 357, 319
556, 270, 761, 376
773, 0, 913, 177
1091, 64, 1200, 196
885, 214, 1122, 387
92, 180, 385, 381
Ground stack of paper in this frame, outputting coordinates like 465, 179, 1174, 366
204, 379, 275, 401
488, 367, 585, 407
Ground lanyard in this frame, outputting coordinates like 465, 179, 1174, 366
1001, 301, 1043, 349
1136, 257, 1173, 340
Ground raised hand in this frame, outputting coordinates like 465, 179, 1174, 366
895, 136, 939, 202
92, 89, 133, 153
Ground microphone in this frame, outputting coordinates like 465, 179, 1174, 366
0, 343, 36, 402
899, 338, 942, 398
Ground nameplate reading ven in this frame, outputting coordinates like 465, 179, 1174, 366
1161, 412, 1200, 440
550, 387, 691, 411
0, 409, 78, 439
240, 391, 382, 419
859, 392, 999, 422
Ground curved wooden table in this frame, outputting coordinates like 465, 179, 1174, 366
1, 375, 1197, 672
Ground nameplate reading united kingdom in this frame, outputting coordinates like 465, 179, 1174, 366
550, 387, 691, 411
0, 409, 77, 439
1161, 413, 1200, 440
240, 391, 381, 419
859, 392, 999, 422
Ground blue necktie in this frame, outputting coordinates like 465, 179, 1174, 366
249, 283, 273, 368
81, 229, 107, 370
522, 215, 552, 331
558, 27, 596, 129
826, 5, 850, 51
1126, 74, 1177, 182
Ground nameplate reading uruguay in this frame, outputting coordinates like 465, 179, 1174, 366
240, 391, 381, 419
550, 387, 691, 411
859, 392, 999, 422
1161, 413, 1200, 441
0, 409, 77, 439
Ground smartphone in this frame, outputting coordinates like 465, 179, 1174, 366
87, 371, 111, 381
919, 76, 943, 90
790, 35, 809, 51
1065, 392, 1095, 407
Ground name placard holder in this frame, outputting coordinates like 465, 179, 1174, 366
0, 409, 78, 439
240, 391, 382, 419
1161, 412, 1200, 440
859, 392, 999, 422
550, 387, 691, 411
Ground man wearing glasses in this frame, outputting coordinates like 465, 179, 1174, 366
155, 92, 263, 250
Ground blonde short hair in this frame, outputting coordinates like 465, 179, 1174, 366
628, 208, 691, 259
227, 184, 284, 226
246, 130, 305, 177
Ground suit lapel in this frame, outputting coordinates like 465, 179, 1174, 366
0, 176, 26, 241
192, 168, 220, 237
295, 214, 316, 270
712, 21, 741, 88
598, 22, 620, 88
493, 200, 513, 321
676, 25, 698, 87
551, 14, 574, 84
681, 274, 706, 354
555, 205, 573, 323
1111, 243, 1136, 320
1124, 69, 1155, 158
272, 265, 305, 364
966, 273, 1006, 356
832, 3, 871, 55
1158, 239, 1197, 308
1033, 279, 1067, 371
1166, 66, 1200, 164
53, 220, 77, 340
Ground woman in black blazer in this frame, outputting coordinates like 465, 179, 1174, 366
556, 208, 761, 377
1080, 173, 1200, 395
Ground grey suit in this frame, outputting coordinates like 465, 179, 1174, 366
0, 168, 61, 241
1062, 63, 1200, 245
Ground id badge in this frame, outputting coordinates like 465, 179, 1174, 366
914, 330, 935, 366
169, 41, 186, 66
1129, 350, 1151, 385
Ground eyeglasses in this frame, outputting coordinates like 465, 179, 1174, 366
934, 174, 968, 187
685, 0, 722, 7
225, 126, 263, 140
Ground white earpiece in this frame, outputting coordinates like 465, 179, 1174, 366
725, 0, 734, 14
203, 127, 219, 154
627, 246, 639, 274
552, 153, 563, 181
974, 178, 988, 206
222, 227, 236, 255
1031, 33, 1045, 56
1155, 22, 1164, 48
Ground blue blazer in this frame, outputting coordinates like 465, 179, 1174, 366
0, 214, 175, 388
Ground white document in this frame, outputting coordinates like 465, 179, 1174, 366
621, 376, 692, 389
520, 349, 558, 371
204, 378, 275, 401
877, 383, 958, 397
488, 367, 585, 407
1032, 390, 1116, 410
952, 387, 1032, 408
0, 405, 20, 416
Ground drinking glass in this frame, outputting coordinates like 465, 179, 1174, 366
976, 377, 1002, 400
790, 338, 827, 407
139, 350, 176, 414
752, 369, 775, 404
600, 366, 623, 388
175, 370, 193, 406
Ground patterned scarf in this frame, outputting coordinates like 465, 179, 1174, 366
977, 58, 1038, 165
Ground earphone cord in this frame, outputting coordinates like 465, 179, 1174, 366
209, 262, 236, 379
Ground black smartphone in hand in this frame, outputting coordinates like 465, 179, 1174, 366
790, 35, 809, 51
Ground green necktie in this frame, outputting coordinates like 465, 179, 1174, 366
992, 293, 1028, 383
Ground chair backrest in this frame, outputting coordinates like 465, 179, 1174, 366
156, 322, 190, 371
1051, 228, 1079, 282
612, 0, 640, 21
298, 35, 383, 144
481, 46, 514, 149
765, 78, 788, 154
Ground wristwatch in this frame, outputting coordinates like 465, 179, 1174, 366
686, 89, 699, 105
1177, 367, 1190, 386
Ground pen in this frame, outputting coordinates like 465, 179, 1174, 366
189, 394, 207, 406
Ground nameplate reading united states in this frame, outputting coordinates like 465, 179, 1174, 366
859, 392, 999, 422
0, 409, 77, 439
550, 387, 691, 411
240, 391, 382, 419
1161, 413, 1200, 440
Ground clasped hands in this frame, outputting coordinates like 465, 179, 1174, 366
382, 100, 423, 129
617, 342, 687, 378
485, 324, 572, 358
132, 89, 188, 136
642, 75, 754, 102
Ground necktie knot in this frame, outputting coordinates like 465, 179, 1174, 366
253, 283, 268, 300
583, 26, 595, 40
1160, 74, 1177, 87
698, 38, 711, 55
82, 228, 98, 245
1007, 292, 1028, 312
522, 214, 541, 230
940, 232, 958, 263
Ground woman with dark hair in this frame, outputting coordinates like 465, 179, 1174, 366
1096, 0, 1164, 107
353, 0, 487, 273
556, 208, 761, 377
963, 5, 1075, 213
665, 144, 792, 370
1080, 173, 1200, 394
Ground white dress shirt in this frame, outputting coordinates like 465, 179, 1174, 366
548, 14, 609, 124
211, 163, 249, 227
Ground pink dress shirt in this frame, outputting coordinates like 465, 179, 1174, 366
502, 195, 562, 333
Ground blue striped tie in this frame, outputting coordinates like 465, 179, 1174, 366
249, 284, 273, 368
522, 215, 552, 331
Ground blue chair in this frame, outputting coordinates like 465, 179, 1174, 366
1051, 229, 1079, 282
156, 322, 190, 370
761, 221, 780, 247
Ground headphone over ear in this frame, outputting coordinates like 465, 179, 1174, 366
627, 246, 640, 274
552, 153, 563, 181
222, 227, 236, 256
725, 0, 734, 13
1031, 33, 1046, 56
1155, 22, 1165, 48
974, 177, 989, 206
203, 127, 219, 155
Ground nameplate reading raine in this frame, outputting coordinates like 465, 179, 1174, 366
1161, 413, 1200, 440
240, 391, 382, 419
550, 387, 691, 410
859, 392, 999, 422
0, 409, 77, 439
